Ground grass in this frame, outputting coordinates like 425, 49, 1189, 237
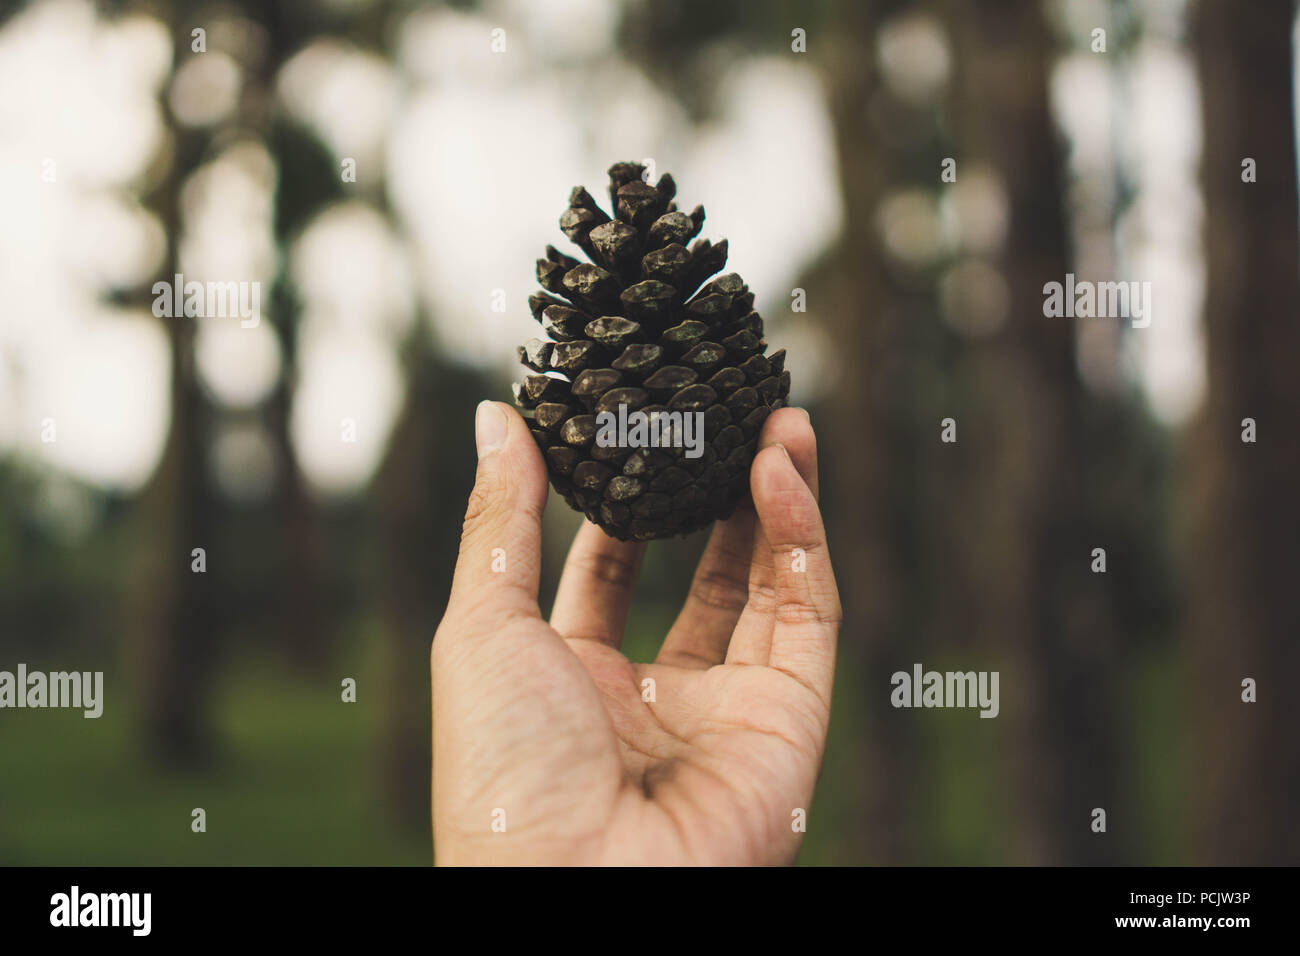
0, 652, 429, 866
0, 631, 1187, 865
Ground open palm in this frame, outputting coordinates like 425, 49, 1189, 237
432, 403, 840, 865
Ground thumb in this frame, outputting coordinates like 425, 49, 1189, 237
446, 401, 549, 625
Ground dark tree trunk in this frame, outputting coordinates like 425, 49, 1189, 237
944, 0, 1130, 864
136, 314, 222, 767
1187, 0, 1300, 865
255, 0, 332, 676
131, 0, 221, 768
821, 0, 926, 865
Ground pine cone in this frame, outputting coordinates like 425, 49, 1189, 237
513, 162, 790, 541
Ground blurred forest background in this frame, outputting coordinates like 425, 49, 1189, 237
0, 0, 1296, 865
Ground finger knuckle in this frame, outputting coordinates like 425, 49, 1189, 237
691, 568, 750, 614
775, 599, 841, 626
744, 582, 780, 614
576, 550, 639, 590
462, 479, 494, 532
768, 539, 824, 560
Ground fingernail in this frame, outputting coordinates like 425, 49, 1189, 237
773, 442, 791, 463
475, 401, 508, 458
797, 407, 811, 425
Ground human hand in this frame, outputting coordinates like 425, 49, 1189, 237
431, 400, 840, 865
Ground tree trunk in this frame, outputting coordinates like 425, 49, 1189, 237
1187, 0, 1300, 865
821, 0, 926, 864
945, 0, 1130, 864
131, 0, 222, 768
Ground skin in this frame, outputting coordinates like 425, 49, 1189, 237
431, 401, 841, 865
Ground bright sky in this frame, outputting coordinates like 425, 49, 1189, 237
0, 0, 1278, 503
0, 1, 172, 490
